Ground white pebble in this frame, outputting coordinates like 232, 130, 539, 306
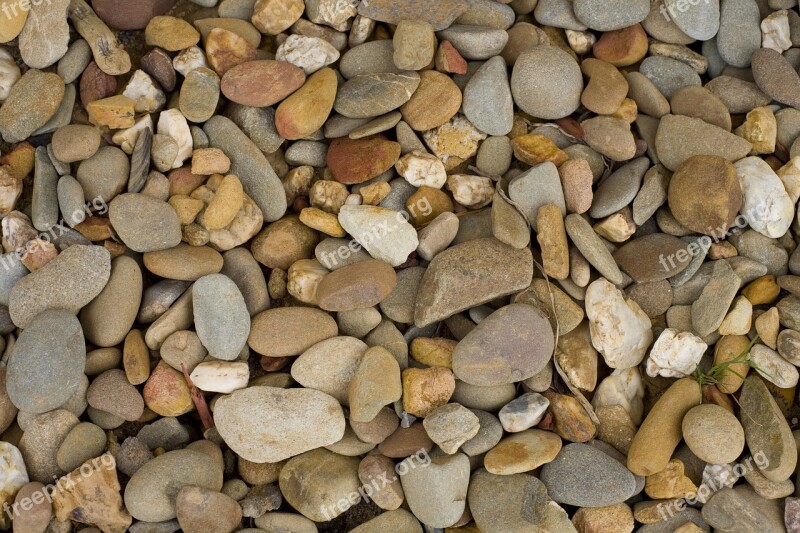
190, 360, 250, 394
646, 328, 707, 378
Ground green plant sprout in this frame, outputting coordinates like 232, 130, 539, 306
691, 335, 768, 393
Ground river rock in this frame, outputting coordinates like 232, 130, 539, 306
193, 274, 250, 361
214, 386, 345, 462
510, 46, 583, 120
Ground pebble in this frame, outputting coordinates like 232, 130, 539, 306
124, 449, 223, 522
18, 409, 79, 483
176, 486, 242, 533
736, 156, 794, 239
453, 304, 553, 386
541, 443, 638, 507
682, 404, 745, 464
393, 19, 435, 70
498, 392, 550, 432
400, 70, 462, 132
639, 56, 700, 99
221, 60, 305, 107
511, 46, 582, 119
462, 56, 513, 136
717, 0, 762, 67
6, 310, 85, 414
249, 307, 337, 357
51, 124, 101, 163
0, 69, 64, 143
337, 205, 418, 266
109, 193, 181, 252
399, 453, 470, 528
565, 214, 624, 284
145, 16, 200, 51
655, 114, 753, 171
274, 67, 337, 140
192, 274, 250, 361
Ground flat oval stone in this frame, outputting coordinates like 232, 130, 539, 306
639, 56, 700, 99
291, 336, 368, 404
316, 259, 397, 312
573, 0, 649, 31
664, 0, 719, 40
221, 59, 306, 107
437, 25, 509, 60
9, 244, 111, 329
717, 0, 761, 68
453, 303, 554, 386
56, 422, 106, 472
613, 233, 692, 282
109, 193, 182, 252
143, 244, 224, 280
511, 45, 582, 120
275, 67, 337, 141
589, 157, 649, 218
334, 72, 420, 119
655, 114, 753, 171
0, 69, 65, 144
670, 85, 731, 131
179, 67, 220, 123
340, 40, 400, 79
541, 442, 638, 507
80, 255, 143, 347
124, 449, 223, 522
682, 403, 744, 464
468, 469, 551, 531
738, 375, 797, 482
6, 310, 85, 414
399, 453, 470, 527
193, 274, 250, 361
414, 238, 533, 327
327, 135, 401, 184
249, 307, 338, 357
752, 48, 800, 109
214, 386, 345, 463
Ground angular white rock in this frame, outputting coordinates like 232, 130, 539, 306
349, 15, 375, 46
122, 69, 166, 113
395, 150, 447, 189
275, 34, 340, 75
190, 360, 249, 393
735, 156, 794, 238
762, 9, 792, 53
157, 108, 193, 169
307, 0, 358, 31
337, 205, 419, 267
112, 114, 154, 155
585, 278, 653, 369
287, 258, 328, 304
718, 295, 753, 335
0, 442, 28, 518
750, 344, 799, 388
646, 328, 707, 378
565, 29, 596, 55
591, 367, 645, 425
446, 174, 495, 209
498, 392, 549, 432
173, 45, 208, 77
0, 48, 20, 102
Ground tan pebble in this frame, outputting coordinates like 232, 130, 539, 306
542, 391, 596, 442
359, 181, 392, 205
142, 361, 193, 417
299, 207, 346, 237
708, 241, 737, 259
124, 329, 151, 385
251, 0, 304, 35
402, 366, 455, 417
572, 503, 634, 533
559, 159, 593, 215
580, 58, 629, 116
145, 16, 200, 51
393, 19, 436, 71
712, 335, 752, 394
536, 203, 569, 280
755, 307, 780, 349
201, 174, 244, 230
644, 459, 697, 499
191, 148, 230, 175
400, 70, 462, 131
511, 133, 568, 166
251, 215, 319, 270
169, 195, 205, 225
86, 95, 135, 129
742, 275, 780, 305
612, 98, 638, 123
205, 27, 257, 76
275, 68, 337, 140
310, 179, 348, 213
410, 337, 456, 368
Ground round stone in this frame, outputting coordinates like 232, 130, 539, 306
511, 46, 583, 120
109, 193, 182, 252
249, 307, 338, 357
682, 404, 745, 464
